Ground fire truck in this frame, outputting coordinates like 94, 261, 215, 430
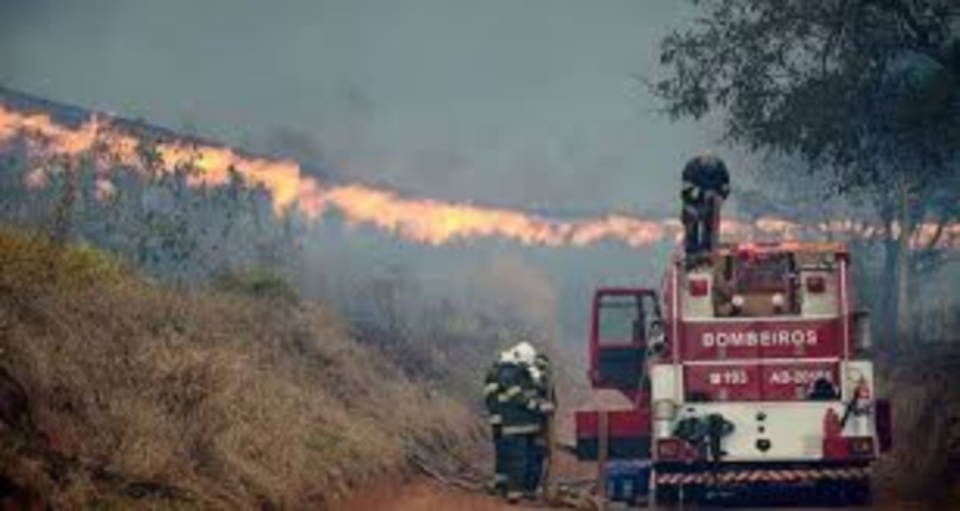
575, 242, 891, 505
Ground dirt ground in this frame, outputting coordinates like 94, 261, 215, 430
331, 478, 938, 511
5, 477, 930, 511
330, 481, 544, 511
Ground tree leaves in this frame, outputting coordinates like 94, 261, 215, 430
655, 0, 960, 196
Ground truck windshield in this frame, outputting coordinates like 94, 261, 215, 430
714, 252, 799, 317
732, 253, 793, 294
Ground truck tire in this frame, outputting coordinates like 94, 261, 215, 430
653, 483, 679, 506
653, 483, 705, 507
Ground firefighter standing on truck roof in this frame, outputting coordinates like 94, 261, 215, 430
681, 152, 731, 259
483, 342, 554, 503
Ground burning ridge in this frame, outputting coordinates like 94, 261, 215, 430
0, 88, 956, 249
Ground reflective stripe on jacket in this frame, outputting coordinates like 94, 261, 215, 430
502, 423, 541, 436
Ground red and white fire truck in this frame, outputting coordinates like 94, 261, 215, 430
575, 242, 891, 505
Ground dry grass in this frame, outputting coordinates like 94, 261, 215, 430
0, 227, 126, 290
875, 342, 960, 505
0, 230, 479, 509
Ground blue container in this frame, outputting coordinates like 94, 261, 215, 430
605, 460, 651, 504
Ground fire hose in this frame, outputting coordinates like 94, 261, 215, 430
409, 420, 605, 510
411, 449, 604, 510
410, 382, 604, 509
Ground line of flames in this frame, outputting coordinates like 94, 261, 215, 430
1, 102, 957, 249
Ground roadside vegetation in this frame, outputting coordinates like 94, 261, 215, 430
0, 228, 479, 509
0, 94, 559, 508
876, 341, 960, 505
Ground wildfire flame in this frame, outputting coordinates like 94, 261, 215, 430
0, 102, 957, 249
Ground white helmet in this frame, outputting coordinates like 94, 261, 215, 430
511, 342, 538, 366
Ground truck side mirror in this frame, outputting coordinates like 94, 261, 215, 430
648, 320, 667, 357
649, 319, 665, 338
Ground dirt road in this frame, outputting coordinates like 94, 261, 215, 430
329, 448, 934, 510
330, 480, 930, 511
331, 481, 543, 511
334, 480, 950, 511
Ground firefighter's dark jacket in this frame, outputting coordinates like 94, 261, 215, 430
484, 362, 553, 436
681, 156, 731, 205
484, 365, 504, 426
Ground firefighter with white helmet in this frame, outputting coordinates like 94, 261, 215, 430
483, 355, 509, 495
681, 151, 731, 259
526, 353, 555, 496
483, 341, 554, 503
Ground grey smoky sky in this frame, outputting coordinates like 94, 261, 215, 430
0, 0, 729, 215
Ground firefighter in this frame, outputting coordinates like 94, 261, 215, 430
525, 353, 556, 498
681, 152, 731, 259
483, 352, 510, 495
487, 342, 553, 503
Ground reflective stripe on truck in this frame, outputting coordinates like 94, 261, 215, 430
655, 466, 870, 485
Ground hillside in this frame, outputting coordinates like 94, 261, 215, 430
0, 228, 480, 509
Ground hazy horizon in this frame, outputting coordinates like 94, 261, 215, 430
0, 0, 736, 216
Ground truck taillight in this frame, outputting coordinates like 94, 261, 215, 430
806, 276, 826, 294
689, 279, 709, 297
824, 436, 876, 460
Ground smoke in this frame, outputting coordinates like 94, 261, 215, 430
0, 0, 823, 356
4, 88, 960, 359
0, 0, 715, 212
450, 253, 559, 339
0, 0, 45, 29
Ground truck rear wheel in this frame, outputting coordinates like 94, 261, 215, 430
652, 483, 679, 506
